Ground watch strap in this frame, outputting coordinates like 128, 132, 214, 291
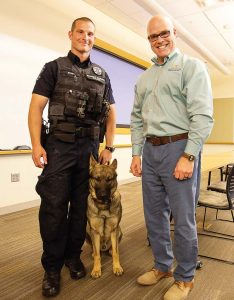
182, 153, 195, 161
105, 146, 115, 153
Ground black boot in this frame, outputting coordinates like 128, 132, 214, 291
42, 271, 60, 297
65, 259, 86, 280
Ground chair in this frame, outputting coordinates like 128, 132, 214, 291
207, 166, 226, 193
198, 165, 234, 264
223, 163, 234, 181
207, 164, 234, 193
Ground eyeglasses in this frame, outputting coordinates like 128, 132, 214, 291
148, 30, 170, 42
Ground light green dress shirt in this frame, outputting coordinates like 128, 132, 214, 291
130, 48, 214, 157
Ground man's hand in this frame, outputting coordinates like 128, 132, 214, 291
100, 104, 116, 165
32, 144, 47, 168
28, 93, 48, 168
99, 149, 112, 164
130, 155, 142, 177
173, 156, 194, 180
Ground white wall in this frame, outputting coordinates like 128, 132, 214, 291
0, 136, 136, 215
0, 34, 63, 149
0, 154, 41, 214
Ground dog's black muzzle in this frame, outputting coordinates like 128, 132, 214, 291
99, 196, 111, 205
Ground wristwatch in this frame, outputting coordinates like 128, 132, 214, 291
105, 146, 115, 153
182, 152, 195, 161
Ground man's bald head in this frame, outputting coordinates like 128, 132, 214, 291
146, 15, 177, 64
147, 15, 174, 35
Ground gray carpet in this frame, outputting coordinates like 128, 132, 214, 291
0, 171, 234, 300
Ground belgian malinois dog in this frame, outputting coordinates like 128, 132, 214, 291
86, 154, 123, 279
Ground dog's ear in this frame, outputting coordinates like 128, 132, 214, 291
90, 154, 98, 170
110, 158, 117, 170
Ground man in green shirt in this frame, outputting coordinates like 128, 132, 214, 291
130, 15, 213, 300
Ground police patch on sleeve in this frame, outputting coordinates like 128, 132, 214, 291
93, 66, 102, 75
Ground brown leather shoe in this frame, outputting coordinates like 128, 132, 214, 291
137, 268, 173, 286
42, 271, 60, 297
163, 279, 194, 300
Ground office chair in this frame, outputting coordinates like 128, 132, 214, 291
207, 164, 234, 194
223, 163, 234, 181
207, 166, 226, 193
197, 165, 234, 264
199, 164, 234, 237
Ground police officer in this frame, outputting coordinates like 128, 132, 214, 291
28, 17, 116, 297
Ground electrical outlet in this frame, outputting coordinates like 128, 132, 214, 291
11, 173, 20, 182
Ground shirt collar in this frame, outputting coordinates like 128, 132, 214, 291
68, 50, 91, 68
151, 48, 180, 66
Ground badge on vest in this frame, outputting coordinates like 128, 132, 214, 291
87, 74, 105, 83
93, 66, 102, 75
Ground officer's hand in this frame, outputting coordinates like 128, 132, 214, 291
99, 149, 112, 165
130, 155, 142, 177
32, 144, 47, 168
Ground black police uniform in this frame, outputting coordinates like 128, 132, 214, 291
33, 51, 115, 272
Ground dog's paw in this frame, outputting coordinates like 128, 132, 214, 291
91, 268, 102, 279
113, 265, 123, 276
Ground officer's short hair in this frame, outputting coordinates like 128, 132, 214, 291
71, 17, 95, 31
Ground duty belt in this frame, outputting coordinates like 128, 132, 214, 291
51, 123, 100, 143
146, 132, 188, 146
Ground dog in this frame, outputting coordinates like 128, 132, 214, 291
86, 154, 123, 279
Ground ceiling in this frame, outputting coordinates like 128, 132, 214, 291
83, 0, 234, 75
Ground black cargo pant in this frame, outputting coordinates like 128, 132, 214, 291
36, 134, 99, 272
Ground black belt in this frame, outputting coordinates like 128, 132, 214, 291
51, 123, 100, 143
146, 132, 188, 146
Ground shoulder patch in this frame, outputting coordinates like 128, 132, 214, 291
93, 66, 102, 76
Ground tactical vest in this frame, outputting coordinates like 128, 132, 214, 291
49, 57, 109, 124
48, 57, 110, 142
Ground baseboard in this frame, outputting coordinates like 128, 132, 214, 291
0, 199, 40, 216
118, 177, 141, 185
